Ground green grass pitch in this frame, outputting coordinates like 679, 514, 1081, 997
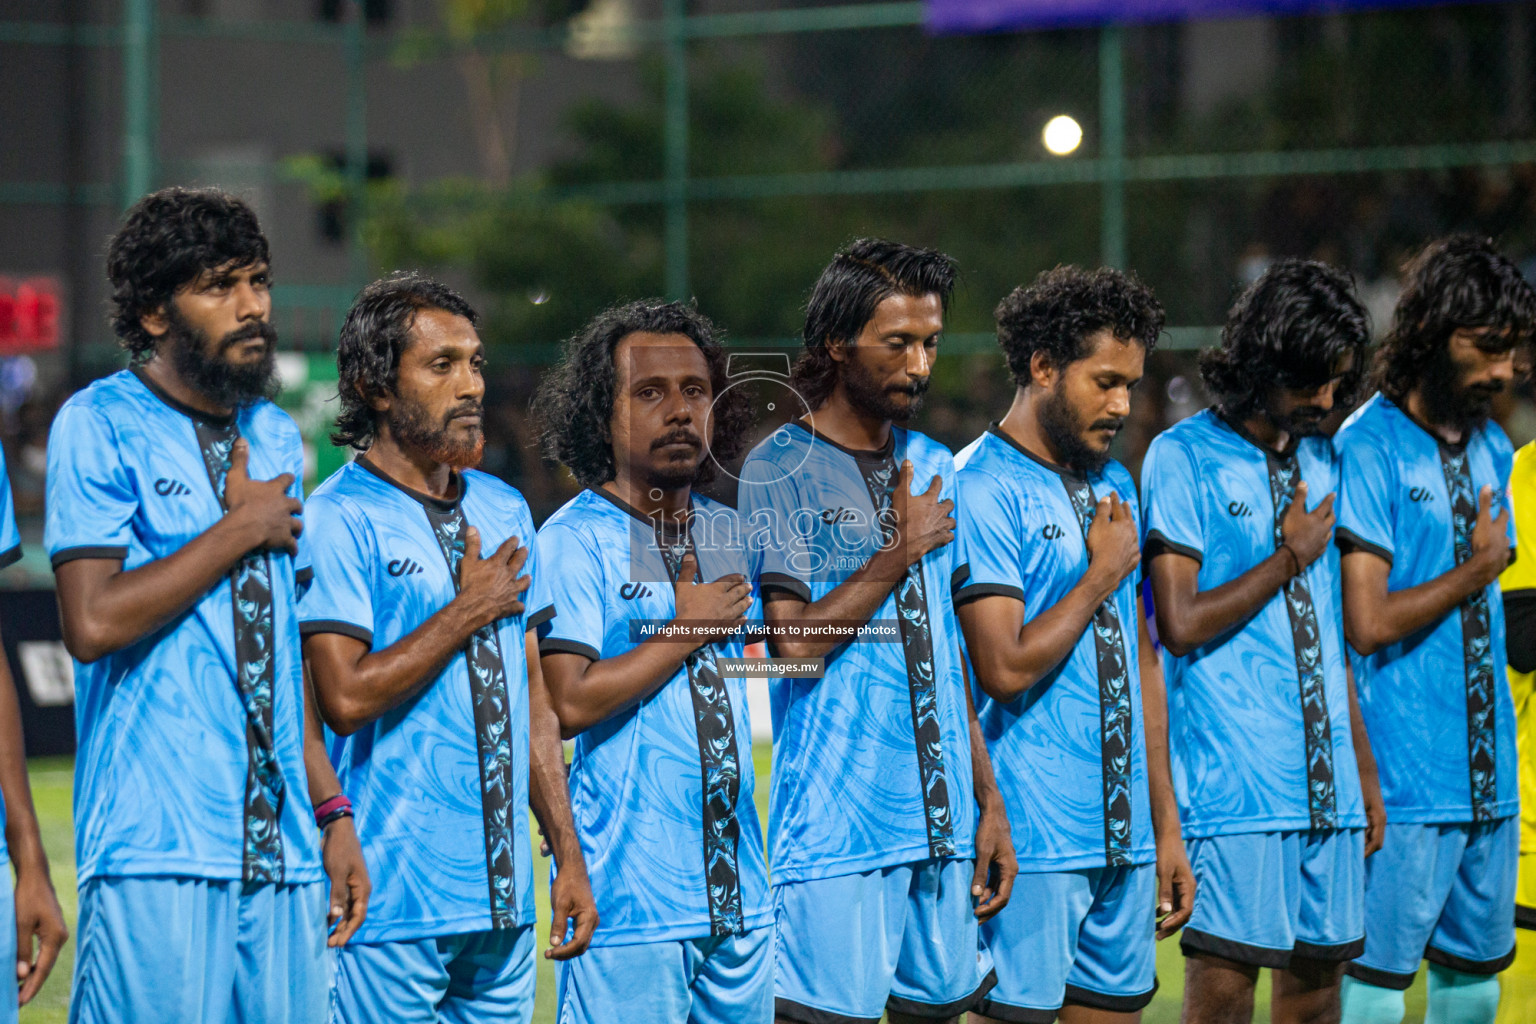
16, 748, 1436, 1022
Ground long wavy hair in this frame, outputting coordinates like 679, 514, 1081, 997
532, 300, 754, 488
1375, 235, 1536, 402
1200, 258, 1370, 418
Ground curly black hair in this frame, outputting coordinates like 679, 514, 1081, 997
1200, 258, 1371, 418
995, 265, 1163, 387
333, 272, 479, 450
792, 238, 958, 411
1376, 235, 1536, 402
107, 187, 271, 363
533, 299, 754, 488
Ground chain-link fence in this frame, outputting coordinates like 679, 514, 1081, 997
3, 0, 1536, 527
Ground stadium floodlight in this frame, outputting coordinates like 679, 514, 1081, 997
1042, 115, 1083, 156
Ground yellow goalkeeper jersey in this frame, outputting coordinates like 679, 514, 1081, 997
1503, 441, 1536, 880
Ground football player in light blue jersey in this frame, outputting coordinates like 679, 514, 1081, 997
956, 266, 1193, 1024
0, 445, 67, 1021
48, 188, 368, 1023
738, 239, 1016, 1024
1335, 237, 1534, 1024
529, 301, 772, 1024
1141, 260, 1381, 1024
301, 274, 596, 1022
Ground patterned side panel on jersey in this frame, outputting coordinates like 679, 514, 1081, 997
1266, 453, 1338, 829
856, 455, 956, 859
1061, 475, 1134, 866
194, 420, 285, 885
659, 534, 745, 936
1439, 446, 1499, 821
425, 504, 518, 927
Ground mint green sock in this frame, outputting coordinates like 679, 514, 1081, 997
1340, 975, 1406, 1024
1425, 963, 1500, 1024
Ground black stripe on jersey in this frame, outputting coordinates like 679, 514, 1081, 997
1437, 445, 1499, 822
1060, 473, 1135, 867
659, 535, 746, 936
423, 502, 520, 930
854, 452, 955, 860
1264, 450, 1338, 830
193, 418, 286, 886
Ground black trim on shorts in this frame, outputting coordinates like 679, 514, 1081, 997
298, 620, 373, 647
760, 573, 812, 603
1142, 531, 1202, 567
969, 997, 1055, 1024
1065, 977, 1159, 1013
1517, 904, 1536, 931
1180, 928, 1292, 969
1334, 529, 1392, 565
50, 545, 128, 568
538, 637, 600, 662
1292, 937, 1366, 963
885, 967, 998, 1019
1425, 942, 1517, 976
953, 582, 1025, 606
772, 997, 879, 1024
1343, 963, 1417, 991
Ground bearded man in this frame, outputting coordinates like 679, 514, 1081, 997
1336, 237, 1534, 1024
300, 273, 595, 1023
1141, 259, 1382, 1024
49, 187, 367, 1023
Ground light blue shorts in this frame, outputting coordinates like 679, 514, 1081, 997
0, 868, 15, 1024
329, 925, 535, 1023
69, 876, 329, 1024
773, 858, 995, 1023
1183, 828, 1365, 968
556, 926, 771, 1024
1346, 818, 1518, 989
976, 864, 1157, 1022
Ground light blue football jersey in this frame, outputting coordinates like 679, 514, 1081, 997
1335, 393, 1518, 824
737, 421, 976, 883
1139, 408, 1365, 838
531, 487, 771, 947
44, 368, 321, 885
955, 427, 1154, 872
0, 445, 22, 868
299, 458, 538, 942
